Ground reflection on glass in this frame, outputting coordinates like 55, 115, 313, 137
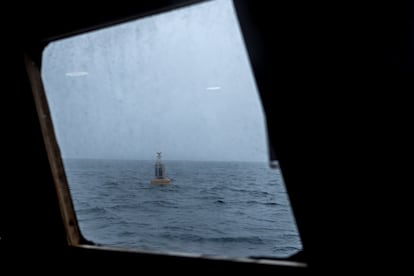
41, 0, 302, 258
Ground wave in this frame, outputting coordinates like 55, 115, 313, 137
271, 246, 302, 255
66, 159, 302, 257
140, 200, 179, 208
206, 236, 265, 244
160, 232, 265, 244
244, 200, 279, 206
109, 203, 139, 211
76, 206, 109, 216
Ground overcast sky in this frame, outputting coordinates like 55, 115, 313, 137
41, 0, 269, 162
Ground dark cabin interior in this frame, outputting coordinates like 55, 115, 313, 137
1, 0, 412, 273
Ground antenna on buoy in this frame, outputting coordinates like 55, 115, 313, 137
151, 152, 171, 185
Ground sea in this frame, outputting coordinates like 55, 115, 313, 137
64, 158, 302, 259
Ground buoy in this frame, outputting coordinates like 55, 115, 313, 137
150, 152, 171, 185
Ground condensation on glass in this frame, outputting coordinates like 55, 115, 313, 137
40, 0, 302, 259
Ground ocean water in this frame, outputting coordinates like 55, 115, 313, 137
64, 159, 302, 258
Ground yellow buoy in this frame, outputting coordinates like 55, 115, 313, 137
150, 152, 171, 185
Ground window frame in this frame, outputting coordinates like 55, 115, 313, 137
23, 0, 306, 270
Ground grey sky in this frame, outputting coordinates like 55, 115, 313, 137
41, 0, 269, 162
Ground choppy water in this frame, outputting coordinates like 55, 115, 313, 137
64, 159, 302, 258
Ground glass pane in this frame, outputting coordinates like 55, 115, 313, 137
41, 0, 302, 258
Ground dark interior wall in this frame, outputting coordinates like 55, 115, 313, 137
1, 0, 412, 273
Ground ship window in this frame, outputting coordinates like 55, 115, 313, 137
38, 0, 302, 261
